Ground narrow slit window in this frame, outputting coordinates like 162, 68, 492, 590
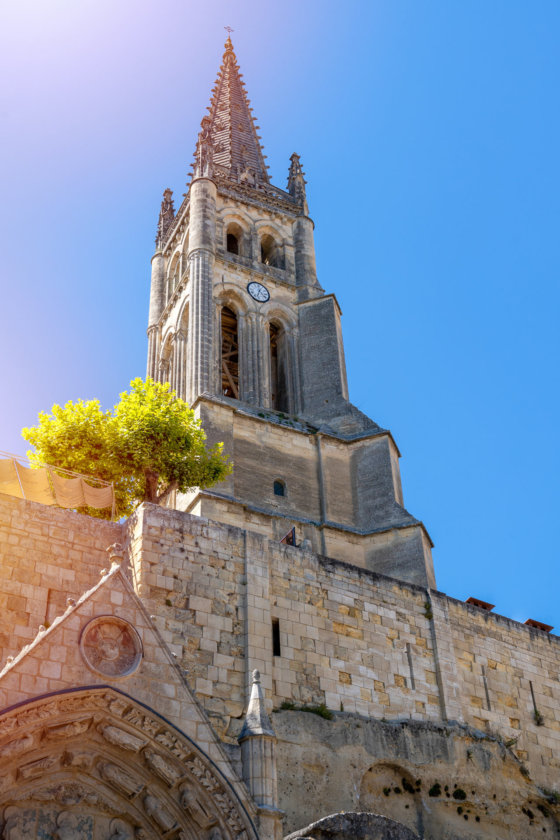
273, 480, 285, 497
272, 618, 281, 656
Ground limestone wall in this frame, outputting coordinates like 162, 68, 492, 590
272, 711, 560, 839
0, 495, 558, 796
0, 493, 121, 663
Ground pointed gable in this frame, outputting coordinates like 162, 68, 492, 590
199, 37, 269, 184
0, 556, 251, 805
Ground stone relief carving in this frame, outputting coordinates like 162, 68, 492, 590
44, 718, 91, 740
99, 761, 144, 798
17, 781, 110, 811
124, 709, 161, 738
61, 750, 94, 770
154, 729, 193, 763
109, 817, 135, 840
143, 749, 181, 787
17, 755, 57, 780
98, 724, 146, 752
179, 782, 215, 828
2, 806, 25, 840
0, 690, 255, 840
143, 794, 176, 832
80, 617, 143, 678
55, 810, 86, 840
0, 733, 33, 759
187, 758, 247, 840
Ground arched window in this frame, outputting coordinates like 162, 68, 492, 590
270, 322, 288, 412
226, 222, 243, 257
260, 234, 277, 266
273, 480, 286, 497
221, 306, 239, 399
226, 233, 239, 255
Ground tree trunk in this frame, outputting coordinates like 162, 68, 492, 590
144, 469, 160, 503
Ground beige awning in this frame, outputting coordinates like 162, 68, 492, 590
0, 458, 114, 512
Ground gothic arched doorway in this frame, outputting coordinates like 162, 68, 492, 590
0, 686, 258, 840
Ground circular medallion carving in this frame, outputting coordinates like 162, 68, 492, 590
79, 616, 142, 678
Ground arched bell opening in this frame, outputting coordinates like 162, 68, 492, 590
269, 322, 288, 412
226, 222, 244, 257
260, 233, 283, 268
221, 306, 240, 400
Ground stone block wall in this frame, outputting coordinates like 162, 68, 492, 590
0, 495, 557, 793
0, 493, 121, 664
126, 505, 559, 789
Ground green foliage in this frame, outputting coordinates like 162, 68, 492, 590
22, 377, 231, 520
276, 700, 333, 719
429, 782, 442, 797
534, 709, 544, 726
453, 788, 467, 801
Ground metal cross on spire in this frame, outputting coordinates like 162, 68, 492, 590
224, 25, 234, 37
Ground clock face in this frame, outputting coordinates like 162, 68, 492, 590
247, 281, 270, 302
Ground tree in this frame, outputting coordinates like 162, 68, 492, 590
22, 377, 231, 519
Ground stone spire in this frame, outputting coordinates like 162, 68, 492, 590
287, 153, 309, 215
155, 188, 175, 248
192, 37, 269, 185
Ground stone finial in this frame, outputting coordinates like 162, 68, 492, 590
106, 543, 124, 566
239, 669, 275, 740
155, 188, 175, 248
66, 597, 76, 609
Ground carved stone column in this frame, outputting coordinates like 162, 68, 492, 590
146, 250, 165, 379
146, 327, 160, 381
186, 178, 216, 404
172, 330, 187, 400
242, 312, 258, 405
255, 312, 269, 408
286, 327, 302, 415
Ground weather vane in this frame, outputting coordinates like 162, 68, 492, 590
224, 26, 234, 38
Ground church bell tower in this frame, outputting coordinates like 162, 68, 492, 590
146, 38, 435, 589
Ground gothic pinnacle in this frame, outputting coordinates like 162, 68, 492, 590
288, 153, 308, 214
155, 188, 175, 248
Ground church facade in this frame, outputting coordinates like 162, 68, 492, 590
0, 38, 558, 840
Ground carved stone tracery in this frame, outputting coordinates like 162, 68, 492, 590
0, 688, 256, 840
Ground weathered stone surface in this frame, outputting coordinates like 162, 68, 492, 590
273, 711, 560, 839
285, 812, 419, 840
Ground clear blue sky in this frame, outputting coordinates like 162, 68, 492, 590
0, 0, 558, 628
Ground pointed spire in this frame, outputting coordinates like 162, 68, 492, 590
192, 39, 269, 186
239, 669, 275, 739
288, 153, 308, 214
155, 188, 175, 248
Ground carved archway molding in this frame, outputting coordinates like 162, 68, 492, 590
0, 686, 259, 840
